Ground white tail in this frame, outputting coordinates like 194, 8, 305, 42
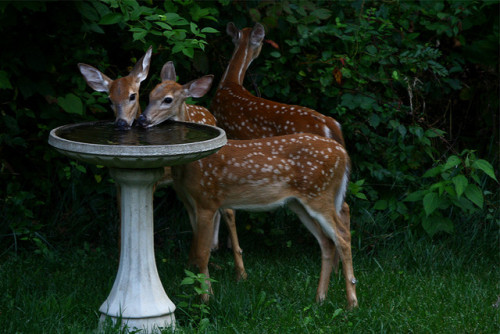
78, 46, 152, 129
143, 71, 359, 309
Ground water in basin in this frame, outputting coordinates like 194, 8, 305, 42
57, 120, 220, 146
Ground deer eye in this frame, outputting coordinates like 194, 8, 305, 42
163, 97, 173, 104
129, 93, 136, 101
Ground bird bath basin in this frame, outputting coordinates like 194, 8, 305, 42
48, 120, 227, 332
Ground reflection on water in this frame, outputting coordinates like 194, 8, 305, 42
57, 121, 219, 146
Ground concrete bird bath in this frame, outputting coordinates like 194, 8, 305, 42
48, 120, 226, 332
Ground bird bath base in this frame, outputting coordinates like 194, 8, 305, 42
98, 168, 175, 332
48, 121, 227, 333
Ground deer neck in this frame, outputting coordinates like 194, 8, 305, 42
177, 103, 189, 122
220, 42, 254, 87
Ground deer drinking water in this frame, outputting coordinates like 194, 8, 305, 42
137, 62, 245, 280
140, 66, 359, 309
78, 46, 153, 129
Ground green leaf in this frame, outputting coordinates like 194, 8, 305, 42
0, 70, 13, 89
451, 174, 468, 197
472, 159, 498, 181
366, 45, 377, 55
182, 47, 194, 58
373, 199, 387, 210
423, 166, 442, 178
201, 27, 218, 34
311, 8, 332, 20
180, 277, 195, 285
99, 12, 123, 25
423, 192, 439, 216
464, 184, 483, 208
404, 190, 427, 202
355, 193, 367, 200
155, 21, 172, 30
422, 216, 454, 237
443, 155, 461, 170
57, 93, 83, 115
368, 113, 380, 128
425, 128, 446, 138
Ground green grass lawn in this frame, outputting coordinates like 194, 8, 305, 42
0, 222, 498, 334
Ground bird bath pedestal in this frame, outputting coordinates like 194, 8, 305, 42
48, 121, 226, 332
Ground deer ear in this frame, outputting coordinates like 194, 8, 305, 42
78, 63, 113, 93
161, 61, 177, 82
251, 23, 265, 45
184, 75, 214, 98
130, 45, 152, 83
226, 22, 240, 41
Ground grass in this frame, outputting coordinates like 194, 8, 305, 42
0, 212, 498, 334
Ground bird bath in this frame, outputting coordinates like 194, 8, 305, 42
48, 120, 227, 332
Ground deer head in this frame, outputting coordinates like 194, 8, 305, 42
137, 61, 213, 128
78, 46, 152, 129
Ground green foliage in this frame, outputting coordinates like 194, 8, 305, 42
240, 0, 498, 237
404, 150, 498, 237
177, 269, 217, 329
99, 0, 219, 58
0, 0, 498, 255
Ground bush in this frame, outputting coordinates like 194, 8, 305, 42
0, 0, 497, 254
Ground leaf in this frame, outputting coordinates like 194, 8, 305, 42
0, 70, 12, 89
404, 190, 427, 202
99, 12, 123, 25
332, 67, 342, 85
443, 155, 461, 170
366, 44, 377, 55
422, 216, 454, 237
311, 8, 332, 20
423, 192, 439, 216
155, 21, 172, 30
57, 93, 83, 115
373, 199, 387, 210
425, 128, 446, 138
472, 159, 498, 181
451, 174, 468, 198
368, 113, 380, 128
201, 27, 218, 34
464, 184, 483, 208
355, 192, 367, 200
182, 47, 194, 58
180, 277, 195, 285
423, 166, 442, 178
133, 30, 147, 41
332, 308, 343, 320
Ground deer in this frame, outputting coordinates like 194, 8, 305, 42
137, 62, 244, 280
79, 52, 226, 253
211, 22, 352, 272
78, 46, 153, 130
212, 22, 345, 145
140, 67, 359, 309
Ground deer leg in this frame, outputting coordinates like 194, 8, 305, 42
210, 210, 221, 251
191, 208, 218, 302
288, 200, 336, 303
330, 212, 358, 309
221, 209, 247, 281
333, 202, 350, 274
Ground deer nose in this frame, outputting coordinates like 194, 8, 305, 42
115, 118, 129, 130
137, 114, 148, 128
